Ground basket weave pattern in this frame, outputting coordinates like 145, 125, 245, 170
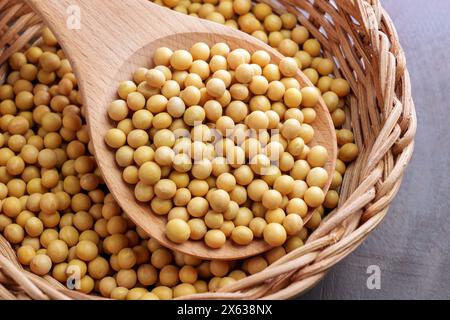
0, 0, 416, 300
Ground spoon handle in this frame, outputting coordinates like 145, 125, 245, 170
24, 0, 212, 74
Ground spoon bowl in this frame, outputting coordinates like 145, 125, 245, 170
26, 0, 336, 260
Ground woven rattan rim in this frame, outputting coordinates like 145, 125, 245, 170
0, 0, 416, 300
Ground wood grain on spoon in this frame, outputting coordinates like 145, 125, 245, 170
25, 0, 336, 260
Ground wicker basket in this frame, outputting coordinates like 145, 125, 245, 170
0, 0, 416, 300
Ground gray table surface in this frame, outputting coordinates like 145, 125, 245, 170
301, 0, 450, 300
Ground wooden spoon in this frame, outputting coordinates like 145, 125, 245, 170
25, 0, 336, 260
